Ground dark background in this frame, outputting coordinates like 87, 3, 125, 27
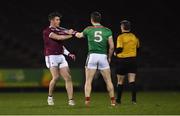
0, 0, 180, 90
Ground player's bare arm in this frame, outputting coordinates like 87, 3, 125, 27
63, 46, 70, 55
63, 46, 76, 61
108, 36, 114, 63
49, 32, 72, 40
64, 29, 76, 35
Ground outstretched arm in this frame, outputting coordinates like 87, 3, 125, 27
75, 32, 84, 38
49, 32, 72, 40
49, 29, 75, 40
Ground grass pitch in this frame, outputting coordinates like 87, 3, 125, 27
0, 91, 180, 115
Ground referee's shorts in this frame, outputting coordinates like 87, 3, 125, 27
116, 57, 137, 75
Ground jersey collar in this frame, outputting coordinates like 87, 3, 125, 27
122, 31, 131, 33
93, 23, 101, 26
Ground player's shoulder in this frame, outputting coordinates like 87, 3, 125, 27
129, 32, 136, 36
43, 27, 49, 34
120, 32, 134, 36
129, 33, 139, 39
43, 26, 56, 35
118, 33, 124, 38
102, 26, 112, 31
123, 32, 139, 40
84, 25, 110, 30
84, 26, 94, 30
45, 26, 56, 31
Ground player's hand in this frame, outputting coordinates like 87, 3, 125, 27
75, 32, 83, 38
68, 53, 76, 61
75, 33, 79, 37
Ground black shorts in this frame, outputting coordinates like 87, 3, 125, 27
116, 57, 137, 75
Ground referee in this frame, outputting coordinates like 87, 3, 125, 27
115, 20, 140, 104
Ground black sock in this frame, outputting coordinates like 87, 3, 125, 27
129, 82, 136, 102
116, 84, 123, 103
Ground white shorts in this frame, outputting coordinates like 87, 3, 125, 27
45, 55, 68, 69
85, 53, 110, 70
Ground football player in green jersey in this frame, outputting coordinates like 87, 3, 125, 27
75, 12, 115, 106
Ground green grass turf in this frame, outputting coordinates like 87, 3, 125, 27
0, 91, 180, 115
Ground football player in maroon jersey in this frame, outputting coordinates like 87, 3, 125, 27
43, 12, 76, 106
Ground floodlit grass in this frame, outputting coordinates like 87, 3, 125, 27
0, 91, 180, 115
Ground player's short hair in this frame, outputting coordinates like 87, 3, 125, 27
91, 12, 101, 23
48, 12, 62, 21
120, 20, 131, 31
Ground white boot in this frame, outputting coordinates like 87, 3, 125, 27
47, 96, 54, 106
68, 99, 75, 106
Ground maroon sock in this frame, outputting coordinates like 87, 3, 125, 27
86, 97, 90, 101
111, 97, 115, 101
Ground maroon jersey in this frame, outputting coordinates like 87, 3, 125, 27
43, 26, 68, 56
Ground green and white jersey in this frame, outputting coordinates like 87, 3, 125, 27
83, 24, 113, 54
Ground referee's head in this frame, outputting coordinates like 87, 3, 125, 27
120, 20, 131, 32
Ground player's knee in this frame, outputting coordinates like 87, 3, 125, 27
51, 77, 59, 82
118, 81, 123, 85
64, 75, 72, 82
117, 77, 124, 84
128, 77, 135, 83
129, 80, 135, 83
85, 81, 91, 87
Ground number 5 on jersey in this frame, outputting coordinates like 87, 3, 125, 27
94, 31, 102, 42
